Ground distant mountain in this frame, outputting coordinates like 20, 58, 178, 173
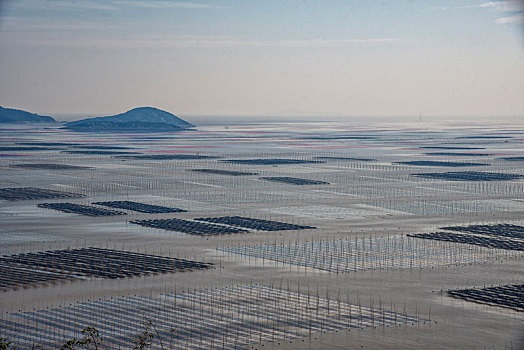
0, 106, 56, 123
65, 107, 194, 131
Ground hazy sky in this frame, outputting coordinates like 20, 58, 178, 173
1, 0, 523, 119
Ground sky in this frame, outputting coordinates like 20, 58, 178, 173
0, 0, 523, 120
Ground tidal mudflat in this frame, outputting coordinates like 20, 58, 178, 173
0, 120, 522, 349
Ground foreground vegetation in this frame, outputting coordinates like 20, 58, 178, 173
0, 318, 176, 350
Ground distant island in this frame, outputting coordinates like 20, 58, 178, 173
65, 107, 194, 132
0, 106, 56, 123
